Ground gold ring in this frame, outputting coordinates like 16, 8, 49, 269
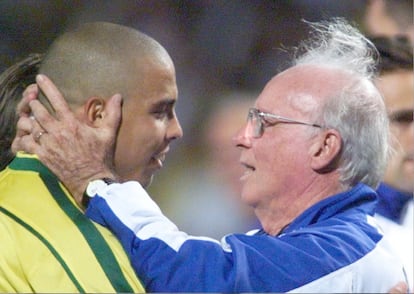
34, 131, 45, 143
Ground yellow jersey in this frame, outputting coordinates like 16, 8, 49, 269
0, 153, 144, 293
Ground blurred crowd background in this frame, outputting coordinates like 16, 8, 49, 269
1, 0, 412, 238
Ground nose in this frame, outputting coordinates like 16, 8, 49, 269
167, 114, 183, 140
233, 121, 253, 149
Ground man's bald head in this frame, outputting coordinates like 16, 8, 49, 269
39, 22, 172, 111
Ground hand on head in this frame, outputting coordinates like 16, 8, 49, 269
12, 74, 122, 206
11, 84, 39, 151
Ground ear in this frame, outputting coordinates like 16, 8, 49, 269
83, 97, 107, 126
309, 129, 342, 173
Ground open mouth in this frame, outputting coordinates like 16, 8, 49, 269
154, 153, 166, 161
152, 153, 166, 167
240, 162, 255, 181
152, 147, 169, 168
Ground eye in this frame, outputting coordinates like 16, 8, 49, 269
152, 107, 168, 119
261, 116, 278, 127
150, 101, 175, 120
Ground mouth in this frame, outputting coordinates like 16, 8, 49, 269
401, 153, 414, 167
240, 161, 255, 181
151, 147, 169, 168
405, 153, 414, 161
403, 154, 414, 171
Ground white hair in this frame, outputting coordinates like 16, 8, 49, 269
294, 18, 390, 189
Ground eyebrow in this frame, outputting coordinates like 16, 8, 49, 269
150, 98, 176, 108
148, 99, 178, 115
388, 109, 413, 122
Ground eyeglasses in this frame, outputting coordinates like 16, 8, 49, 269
246, 108, 323, 138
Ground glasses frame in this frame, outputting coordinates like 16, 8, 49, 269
247, 108, 323, 138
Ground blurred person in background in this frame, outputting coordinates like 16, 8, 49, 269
0, 21, 186, 292
201, 92, 259, 230
14, 18, 407, 292
371, 34, 413, 289
362, 1, 414, 289
363, 0, 414, 43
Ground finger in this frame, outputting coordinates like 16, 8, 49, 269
12, 117, 31, 153
29, 99, 57, 133
11, 137, 22, 154
36, 74, 71, 118
11, 131, 39, 154
15, 117, 35, 137
31, 118, 47, 144
23, 83, 39, 98
16, 84, 39, 118
32, 130, 47, 144
105, 94, 123, 132
12, 116, 43, 153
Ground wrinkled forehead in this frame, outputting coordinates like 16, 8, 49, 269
256, 65, 351, 114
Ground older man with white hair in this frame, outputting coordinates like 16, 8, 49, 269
14, 18, 407, 293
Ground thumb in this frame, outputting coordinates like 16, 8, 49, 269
105, 93, 123, 133
100, 93, 122, 171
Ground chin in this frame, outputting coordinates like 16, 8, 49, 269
139, 174, 154, 189
398, 181, 414, 194
240, 189, 257, 207
120, 173, 154, 189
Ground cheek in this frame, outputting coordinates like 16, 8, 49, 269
114, 128, 145, 176
253, 137, 309, 190
248, 141, 284, 196
390, 125, 413, 152
254, 139, 286, 176
399, 127, 414, 151
114, 120, 164, 176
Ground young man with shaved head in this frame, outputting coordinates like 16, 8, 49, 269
0, 22, 182, 292
14, 19, 408, 292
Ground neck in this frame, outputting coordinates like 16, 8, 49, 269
255, 176, 343, 236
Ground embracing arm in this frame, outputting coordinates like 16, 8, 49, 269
84, 181, 239, 292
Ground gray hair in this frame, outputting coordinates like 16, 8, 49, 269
294, 18, 390, 189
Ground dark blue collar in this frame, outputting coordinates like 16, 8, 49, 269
256, 183, 377, 236
375, 182, 413, 224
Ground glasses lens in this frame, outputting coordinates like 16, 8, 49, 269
247, 108, 262, 138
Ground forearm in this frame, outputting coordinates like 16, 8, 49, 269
84, 181, 235, 292
85, 181, 181, 245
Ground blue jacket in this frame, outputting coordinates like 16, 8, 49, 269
86, 182, 407, 292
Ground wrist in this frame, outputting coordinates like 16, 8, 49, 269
81, 176, 119, 208
76, 169, 118, 208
